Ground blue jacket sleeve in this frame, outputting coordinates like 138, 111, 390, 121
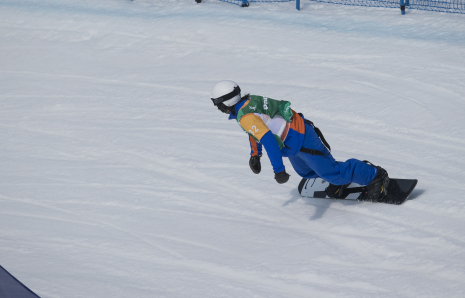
249, 135, 263, 156
260, 131, 285, 173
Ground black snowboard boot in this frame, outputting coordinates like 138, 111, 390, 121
325, 183, 350, 199
359, 162, 390, 203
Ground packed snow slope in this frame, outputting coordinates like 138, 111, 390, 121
1, 0, 465, 297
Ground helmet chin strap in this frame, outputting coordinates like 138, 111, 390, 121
217, 103, 234, 114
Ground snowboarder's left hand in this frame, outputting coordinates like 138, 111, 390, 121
274, 170, 290, 184
249, 155, 262, 174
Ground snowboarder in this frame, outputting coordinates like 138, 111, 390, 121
210, 80, 390, 202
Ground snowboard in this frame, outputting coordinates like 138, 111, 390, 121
298, 178, 418, 205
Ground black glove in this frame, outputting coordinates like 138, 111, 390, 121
249, 155, 262, 174
274, 170, 290, 184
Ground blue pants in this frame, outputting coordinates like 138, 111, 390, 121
288, 123, 376, 186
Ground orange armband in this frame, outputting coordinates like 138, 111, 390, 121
240, 114, 270, 141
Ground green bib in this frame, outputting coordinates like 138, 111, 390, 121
236, 95, 293, 148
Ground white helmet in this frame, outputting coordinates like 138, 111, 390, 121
211, 80, 242, 107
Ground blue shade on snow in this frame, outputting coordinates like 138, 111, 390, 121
0, 265, 40, 298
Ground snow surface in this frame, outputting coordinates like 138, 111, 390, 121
1, 0, 465, 297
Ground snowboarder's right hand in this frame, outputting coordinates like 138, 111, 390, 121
274, 170, 290, 184
249, 155, 262, 174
